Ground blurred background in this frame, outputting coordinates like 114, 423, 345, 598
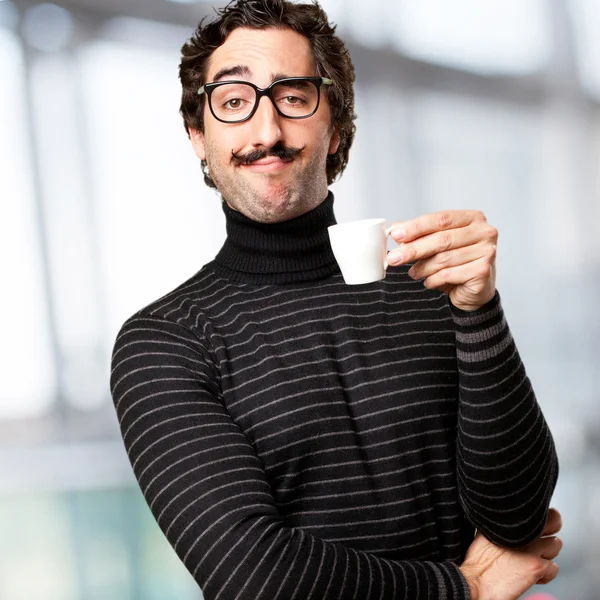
2, 0, 599, 598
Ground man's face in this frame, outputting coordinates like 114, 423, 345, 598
189, 27, 340, 224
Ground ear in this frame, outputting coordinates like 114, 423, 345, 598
189, 128, 206, 160
328, 129, 341, 155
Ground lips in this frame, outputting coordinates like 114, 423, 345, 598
241, 157, 292, 173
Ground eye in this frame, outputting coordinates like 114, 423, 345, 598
273, 82, 314, 109
211, 83, 254, 114
223, 98, 245, 110
278, 94, 308, 107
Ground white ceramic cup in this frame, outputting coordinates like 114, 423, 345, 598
328, 218, 388, 285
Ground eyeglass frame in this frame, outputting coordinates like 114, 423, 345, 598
197, 76, 333, 124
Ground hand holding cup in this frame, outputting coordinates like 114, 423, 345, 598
387, 210, 498, 311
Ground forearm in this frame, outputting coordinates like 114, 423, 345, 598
112, 314, 471, 600
129, 421, 470, 600
122, 392, 471, 600
168, 519, 469, 600
451, 293, 559, 547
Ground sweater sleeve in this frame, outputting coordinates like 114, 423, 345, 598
450, 292, 559, 548
110, 314, 470, 600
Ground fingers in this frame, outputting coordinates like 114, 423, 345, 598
388, 210, 487, 243
406, 242, 494, 280
542, 508, 562, 537
387, 221, 497, 267
420, 256, 494, 292
461, 532, 562, 599
524, 535, 563, 560
537, 559, 560, 585
530, 508, 563, 584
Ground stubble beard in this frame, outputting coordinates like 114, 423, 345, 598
205, 143, 330, 224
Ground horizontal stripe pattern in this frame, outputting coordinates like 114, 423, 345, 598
111, 264, 557, 600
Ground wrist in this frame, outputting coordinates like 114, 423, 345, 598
450, 294, 495, 313
450, 287, 497, 313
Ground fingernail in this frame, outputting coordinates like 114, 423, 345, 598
391, 228, 406, 241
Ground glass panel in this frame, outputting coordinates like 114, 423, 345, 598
77, 35, 225, 349
98, 16, 191, 53
0, 488, 200, 600
0, 0, 19, 31
409, 92, 540, 223
329, 87, 376, 223
593, 113, 600, 259
22, 3, 73, 53
30, 52, 107, 412
0, 29, 56, 419
0, 494, 78, 600
343, 0, 391, 50
409, 93, 548, 341
569, 0, 600, 98
341, 82, 417, 223
390, 0, 552, 74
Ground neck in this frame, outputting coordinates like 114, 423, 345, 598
211, 192, 340, 284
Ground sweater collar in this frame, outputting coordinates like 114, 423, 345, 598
212, 192, 340, 284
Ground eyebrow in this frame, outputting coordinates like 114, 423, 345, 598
212, 65, 252, 82
210, 66, 297, 85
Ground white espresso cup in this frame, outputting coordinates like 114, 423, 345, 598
328, 218, 389, 285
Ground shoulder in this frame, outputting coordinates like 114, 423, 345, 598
138, 262, 225, 320
110, 266, 228, 397
120, 259, 246, 330
111, 264, 227, 358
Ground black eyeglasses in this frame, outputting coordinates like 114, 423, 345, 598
197, 76, 333, 124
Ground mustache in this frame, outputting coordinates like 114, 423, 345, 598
231, 143, 303, 166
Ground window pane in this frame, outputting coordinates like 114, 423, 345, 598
30, 52, 107, 411
78, 29, 225, 346
0, 0, 18, 30
0, 488, 199, 600
329, 87, 377, 223
410, 93, 540, 317
569, 0, 600, 98
390, 0, 552, 74
0, 29, 56, 419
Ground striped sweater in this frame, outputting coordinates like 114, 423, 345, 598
110, 194, 558, 600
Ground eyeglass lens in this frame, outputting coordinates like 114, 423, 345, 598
210, 80, 319, 122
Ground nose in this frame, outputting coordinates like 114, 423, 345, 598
248, 95, 284, 149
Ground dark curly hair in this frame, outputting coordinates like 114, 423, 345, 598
179, 0, 356, 189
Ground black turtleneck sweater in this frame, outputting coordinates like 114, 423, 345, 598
110, 194, 558, 600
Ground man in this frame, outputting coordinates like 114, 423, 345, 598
110, 1, 561, 598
